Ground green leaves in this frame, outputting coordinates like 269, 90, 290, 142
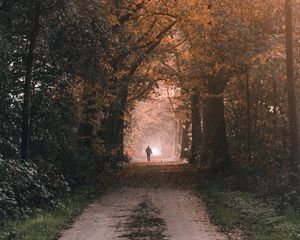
0, 157, 70, 222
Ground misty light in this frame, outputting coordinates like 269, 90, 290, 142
124, 83, 182, 162
151, 147, 161, 156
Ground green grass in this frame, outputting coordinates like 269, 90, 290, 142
200, 183, 300, 240
0, 189, 91, 240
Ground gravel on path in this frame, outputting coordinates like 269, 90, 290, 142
59, 162, 229, 240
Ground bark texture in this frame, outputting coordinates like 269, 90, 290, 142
202, 96, 230, 172
202, 73, 231, 174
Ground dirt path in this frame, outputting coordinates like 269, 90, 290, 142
59, 162, 228, 240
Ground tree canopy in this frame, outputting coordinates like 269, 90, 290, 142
1, 0, 300, 223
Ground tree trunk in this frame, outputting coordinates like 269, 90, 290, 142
271, 63, 278, 131
114, 84, 130, 149
191, 92, 202, 163
202, 95, 230, 174
103, 78, 130, 158
285, 0, 299, 187
174, 121, 181, 158
180, 121, 191, 159
103, 106, 123, 146
245, 65, 251, 162
21, 0, 41, 160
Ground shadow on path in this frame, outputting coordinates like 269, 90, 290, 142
59, 162, 228, 240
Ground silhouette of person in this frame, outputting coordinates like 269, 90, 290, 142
145, 146, 152, 162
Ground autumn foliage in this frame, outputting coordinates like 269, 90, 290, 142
0, 0, 300, 222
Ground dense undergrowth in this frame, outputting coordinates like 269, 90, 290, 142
0, 157, 70, 222
0, 188, 91, 240
200, 181, 300, 240
0, 155, 118, 240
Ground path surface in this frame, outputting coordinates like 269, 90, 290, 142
59, 162, 228, 240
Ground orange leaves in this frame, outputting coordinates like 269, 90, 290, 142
103, 0, 286, 106
108, 14, 119, 26
114, 70, 128, 80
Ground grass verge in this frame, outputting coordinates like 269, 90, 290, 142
200, 182, 300, 240
0, 188, 92, 240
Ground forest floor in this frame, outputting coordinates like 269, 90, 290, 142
58, 162, 234, 240
3, 162, 300, 239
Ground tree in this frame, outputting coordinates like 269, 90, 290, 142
21, 0, 41, 160
285, 0, 299, 187
101, 1, 180, 155
191, 91, 202, 163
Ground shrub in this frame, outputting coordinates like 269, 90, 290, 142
0, 156, 70, 221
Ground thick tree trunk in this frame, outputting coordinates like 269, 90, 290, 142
285, 0, 299, 187
114, 86, 129, 148
103, 107, 123, 146
21, 0, 41, 160
180, 121, 191, 159
191, 92, 202, 163
202, 95, 230, 174
103, 80, 129, 157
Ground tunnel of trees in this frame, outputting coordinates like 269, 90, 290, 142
1, 0, 300, 222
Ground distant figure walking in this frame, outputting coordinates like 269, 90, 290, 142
145, 146, 152, 162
